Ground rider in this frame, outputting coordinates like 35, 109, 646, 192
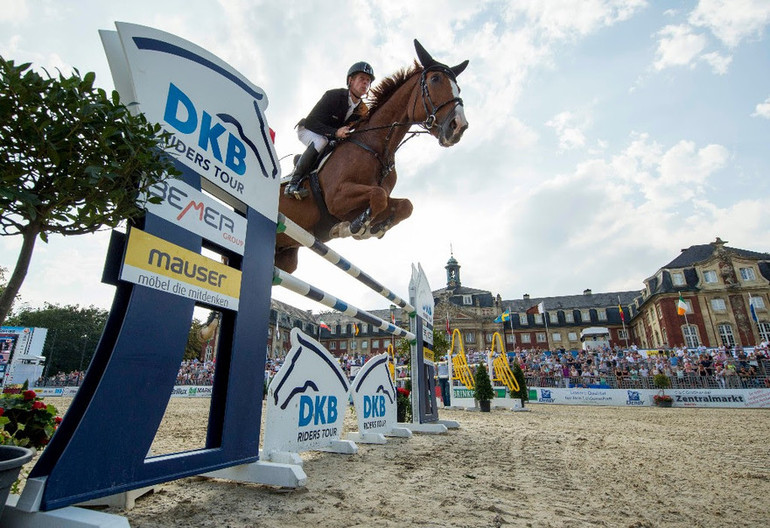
284, 61, 375, 199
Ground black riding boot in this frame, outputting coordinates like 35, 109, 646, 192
284, 144, 319, 200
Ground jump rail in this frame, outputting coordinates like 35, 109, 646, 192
273, 268, 416, 341
277, 213, 416, 315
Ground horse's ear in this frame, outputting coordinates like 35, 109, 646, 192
414, 39, 437, 68
450, 60, 469, 78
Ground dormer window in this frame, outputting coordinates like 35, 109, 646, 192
463, 295, 472, 305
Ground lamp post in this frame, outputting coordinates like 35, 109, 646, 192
79, 334, 88, 373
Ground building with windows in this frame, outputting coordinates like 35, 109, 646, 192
434, 252, 637, 352
629, 237, 770, 349
265, 238, 770, 356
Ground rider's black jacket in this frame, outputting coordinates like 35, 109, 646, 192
297, 88, 368, 139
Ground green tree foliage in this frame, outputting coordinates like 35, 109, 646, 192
7, 303, 108, 375
473, 363, 495, 402
0, 57, 179, 325
510, 360, 529, 406
432, 327, 449, 360
186, 318, 205, 361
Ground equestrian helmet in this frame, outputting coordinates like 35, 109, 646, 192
347, 61, 375, 82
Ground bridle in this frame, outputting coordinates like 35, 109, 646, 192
346, 65, 464, 184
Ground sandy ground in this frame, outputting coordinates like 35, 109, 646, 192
22, 398, 770, 528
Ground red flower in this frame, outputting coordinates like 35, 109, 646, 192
54, 416, 63, 424
23, 390, 36, 400
32, 401, 47, 410
397, 387, 410, 397
0, 407, 4, 417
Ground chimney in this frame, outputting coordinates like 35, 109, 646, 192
523, 294, 530, 301
583, 289, 592, 296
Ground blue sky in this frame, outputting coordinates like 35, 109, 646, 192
1, 0, 769, 316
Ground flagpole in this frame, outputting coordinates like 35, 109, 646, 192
542, 302, 550, 351
618, 295, 629, 350
748, 293, 760, 343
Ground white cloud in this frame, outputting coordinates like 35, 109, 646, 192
689, 0, 770, 48
699, 51, 732, 74
0, 0, 28, 23
653, 24, 707, 71
546, 111, 587, 150
752, 96, 770, 119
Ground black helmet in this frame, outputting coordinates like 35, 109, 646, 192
347, 61, 375, 82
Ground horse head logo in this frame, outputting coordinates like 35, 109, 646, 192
271, 329, 349, 410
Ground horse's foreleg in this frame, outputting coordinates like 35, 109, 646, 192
370, 197, 413, 233
326, 184, 389, 221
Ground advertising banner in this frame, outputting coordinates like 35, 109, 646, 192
102, 22, 280, 217
120, 227, 241, 310
143, 179, 248, 255
350, 353, 398, 436
263, 329, 350, 454
528, 387, 770, 408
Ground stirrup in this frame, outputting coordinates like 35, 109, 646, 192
284, 181, 309, 200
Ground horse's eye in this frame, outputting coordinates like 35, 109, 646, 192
431, 73, 440, 83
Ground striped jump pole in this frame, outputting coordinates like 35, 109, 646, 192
276, 213, 416, 315
272, 267, 416, 341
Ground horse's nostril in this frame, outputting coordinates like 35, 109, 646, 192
450, 118, 458, 131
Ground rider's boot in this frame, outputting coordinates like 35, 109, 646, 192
284, 144, 319, 200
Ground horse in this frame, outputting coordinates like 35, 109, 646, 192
275, 40, 469, 273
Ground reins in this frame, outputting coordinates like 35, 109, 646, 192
345, 66, 464, 184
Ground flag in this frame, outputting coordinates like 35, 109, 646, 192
494, 310, 510, 323
445, 312, 451, 334
676, 293, 687, 316
618, 303, 625, 322
320, 320, 330, 330
354, 323, 359, 335
749, 296, 758, 322
391, 312, 396, 324
526, 302, 545, 315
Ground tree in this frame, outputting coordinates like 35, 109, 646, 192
0, 57, 179, 325
7, 303, 109, 375
510, 360, 529, 407
432, 327, 449, 360
473, 363, 495, 402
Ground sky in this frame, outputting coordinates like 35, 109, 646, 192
1, 0, 769, 318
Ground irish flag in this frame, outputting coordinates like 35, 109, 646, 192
677, 293, 688, 316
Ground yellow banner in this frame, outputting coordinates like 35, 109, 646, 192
122, 228, 241, 306
423, 346, 435, 363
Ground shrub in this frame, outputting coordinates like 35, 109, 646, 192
473, 364, 495, 402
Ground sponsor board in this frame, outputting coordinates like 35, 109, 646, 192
121, 227, 241, 310
263, 329, 349, 454
143, 179, 247, 255
350, 353, 397, 435
103, 22, 280, 217
526, 387, 770, 408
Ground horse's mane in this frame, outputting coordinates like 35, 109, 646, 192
362, 61, 422, 121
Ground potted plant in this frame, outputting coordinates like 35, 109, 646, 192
473, 364, 495, 412
0, 387, 61, 517
396, 387, 412, 423
652, 373, 673, 407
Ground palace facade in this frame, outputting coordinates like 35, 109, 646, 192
264, 237, 770, 356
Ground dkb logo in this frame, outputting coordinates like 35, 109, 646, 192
363, 395, 386, 419
298, 395, 339, 426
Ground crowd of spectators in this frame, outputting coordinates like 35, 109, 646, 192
505, 342, 770, 390
34, 343, 770, 391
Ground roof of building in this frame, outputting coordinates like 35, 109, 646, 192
664, 238, 770, 269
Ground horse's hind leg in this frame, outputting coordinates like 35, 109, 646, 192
274, 246, 299, 274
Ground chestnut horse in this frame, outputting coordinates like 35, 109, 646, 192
275, 40, 469, 273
